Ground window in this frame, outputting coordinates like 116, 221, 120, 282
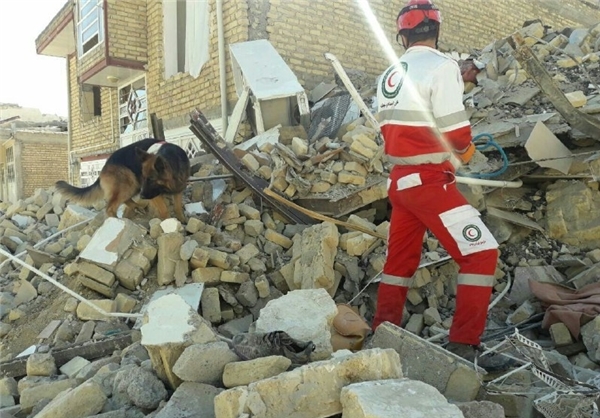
6, 147, 15, 182
119, 78, 147, 134
77, 0, 104, 56
81, 85, 102, 122
163, 0, 210, 79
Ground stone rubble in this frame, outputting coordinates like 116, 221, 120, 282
0, 19, 599, 418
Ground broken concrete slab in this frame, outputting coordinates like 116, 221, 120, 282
507, 266, 564, 306
154, 382, 223, 418
371, 322, 483, 402
524, 121, 573, 174
140, 293, 218, 389
487, 207, 544, 233
255, 288, 338, 360
78, 218, 147, 272
213, 348, 402, 418
340, 379, 464, 417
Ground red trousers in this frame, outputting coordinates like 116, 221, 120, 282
372, 165, 499, 345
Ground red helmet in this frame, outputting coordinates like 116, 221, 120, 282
397, 0, 442, 32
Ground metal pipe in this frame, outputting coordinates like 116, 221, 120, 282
216, 0, 228, 136
456, 176, 523, 188
0, 246, 142, 319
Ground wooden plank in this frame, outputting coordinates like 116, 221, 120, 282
225, 86, 250, 144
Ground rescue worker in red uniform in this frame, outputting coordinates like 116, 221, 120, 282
372, 0, 512, 371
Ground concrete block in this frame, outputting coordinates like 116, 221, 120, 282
115, 293, 137, 313
19, 378, 77, 412
201, 287, 221, 323
264, 229, 293, 249
291, 222, 339, 291
371, 322, 482, 402
340, 379, 463, 417
57, 205, 95, 231
338, 171, 366, 186
79, 218, 146, 272
236, 243, 260, 265
59, 356, 90, 379
255, 288, 338, 360
76, 299, 117, 321
549, 322, 573, 346
33, 381, 106, 418
244, 220, 264, 237
190, 247, 210, 269
26, 353, 57, 377
172, 342, 240, 386
223, 356, 291, 388
221, 271, 250, 284
160, 218, 183, 233
113, 260, 143, 290
214, 348, 402, 418
565, 90, 587, 108
192, 267, 223, 286
235, 280, 259, 307
157, 232, 185, 286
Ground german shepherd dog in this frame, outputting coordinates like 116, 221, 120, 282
55, 138, 190, 222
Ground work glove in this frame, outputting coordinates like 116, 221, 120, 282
455, 142, 476, 164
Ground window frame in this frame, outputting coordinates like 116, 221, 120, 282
76, 0, 105, 58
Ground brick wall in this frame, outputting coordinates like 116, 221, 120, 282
106, 0, 147, 63
145, 0, 249, 124
69, 55, 120, 160
78, 43, 105, 80
436, 0, 600, 52
19, 136, 68, 198
265, 0, 600, 91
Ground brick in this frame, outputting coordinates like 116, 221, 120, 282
264, 228, 293, 249
338, 171, 366, 186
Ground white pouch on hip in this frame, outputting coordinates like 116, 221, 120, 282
439, 204, 498, 256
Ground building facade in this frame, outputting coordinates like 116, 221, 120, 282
0, 129, 68, 203
35, 0, 600, 186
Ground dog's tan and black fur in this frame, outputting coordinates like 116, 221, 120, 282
55, 138, 190, 222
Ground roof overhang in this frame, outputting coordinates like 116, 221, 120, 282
35, 1, 75, 58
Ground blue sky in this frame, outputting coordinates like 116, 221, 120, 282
0, 0, 68, 117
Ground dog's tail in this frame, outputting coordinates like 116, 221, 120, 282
55, 179, 104, 205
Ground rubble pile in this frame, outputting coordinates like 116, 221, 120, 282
465, 21, 600, 148
1, 20, 600, 418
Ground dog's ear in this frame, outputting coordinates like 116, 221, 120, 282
135, 147, 150, 161
154, 156, 167, 173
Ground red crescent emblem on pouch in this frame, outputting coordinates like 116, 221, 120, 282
387, 71, 399, 88
467, 229, 477, 239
